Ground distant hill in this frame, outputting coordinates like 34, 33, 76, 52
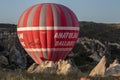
0, 23, 16, 28
112, 23, 120, 28
0, 23, 16, 32
79, 21, 120, 43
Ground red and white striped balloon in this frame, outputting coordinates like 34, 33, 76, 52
17, 3, 80, 64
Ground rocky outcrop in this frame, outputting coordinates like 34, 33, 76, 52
76, 37, 106, 62
57, 60, 81, 75
76, 37, 120, 62
89, 55, 120, 77
27, 60, 82, 75
89, 56, 106, 76
28, 61, 57, 74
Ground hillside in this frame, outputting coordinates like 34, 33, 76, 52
80, 21, 120, 43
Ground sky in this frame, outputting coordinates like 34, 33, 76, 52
0, 0, 120, 24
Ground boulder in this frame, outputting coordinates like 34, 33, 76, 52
89, 56, 106, 76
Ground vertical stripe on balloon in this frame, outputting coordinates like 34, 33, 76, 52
28, 5, 43, 63
25, 5, 41, 63
59, 5, 72, 26
22, 6, 35, 27
18, 8, 29, 27
51, 4, 60, 61
32, 4, 44, 61
64, 7, 76, 26
40, 4, 48, 60
46, 4, 54, 60
65, 6, 79, 27
55, 4, 67, 26
52, 4, 60, 26
54, 4, 65, 59
18, 13, 24, 27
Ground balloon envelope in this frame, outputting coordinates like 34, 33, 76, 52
17, 3, 80, 64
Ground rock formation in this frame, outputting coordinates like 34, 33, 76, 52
89, 56, 106, 76
27, 60, 82, 75
89, 55, 120, 77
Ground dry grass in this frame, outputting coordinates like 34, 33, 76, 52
0, 69, 80, 80
0, 69, 120, 80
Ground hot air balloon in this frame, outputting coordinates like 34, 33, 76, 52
17, 3, 79, 64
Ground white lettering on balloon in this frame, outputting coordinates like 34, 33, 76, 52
54, 32, 78, 39
54, 32, 78, 46
55, 41, 76, 46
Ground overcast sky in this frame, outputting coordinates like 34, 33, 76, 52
0, 0, 120, 24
